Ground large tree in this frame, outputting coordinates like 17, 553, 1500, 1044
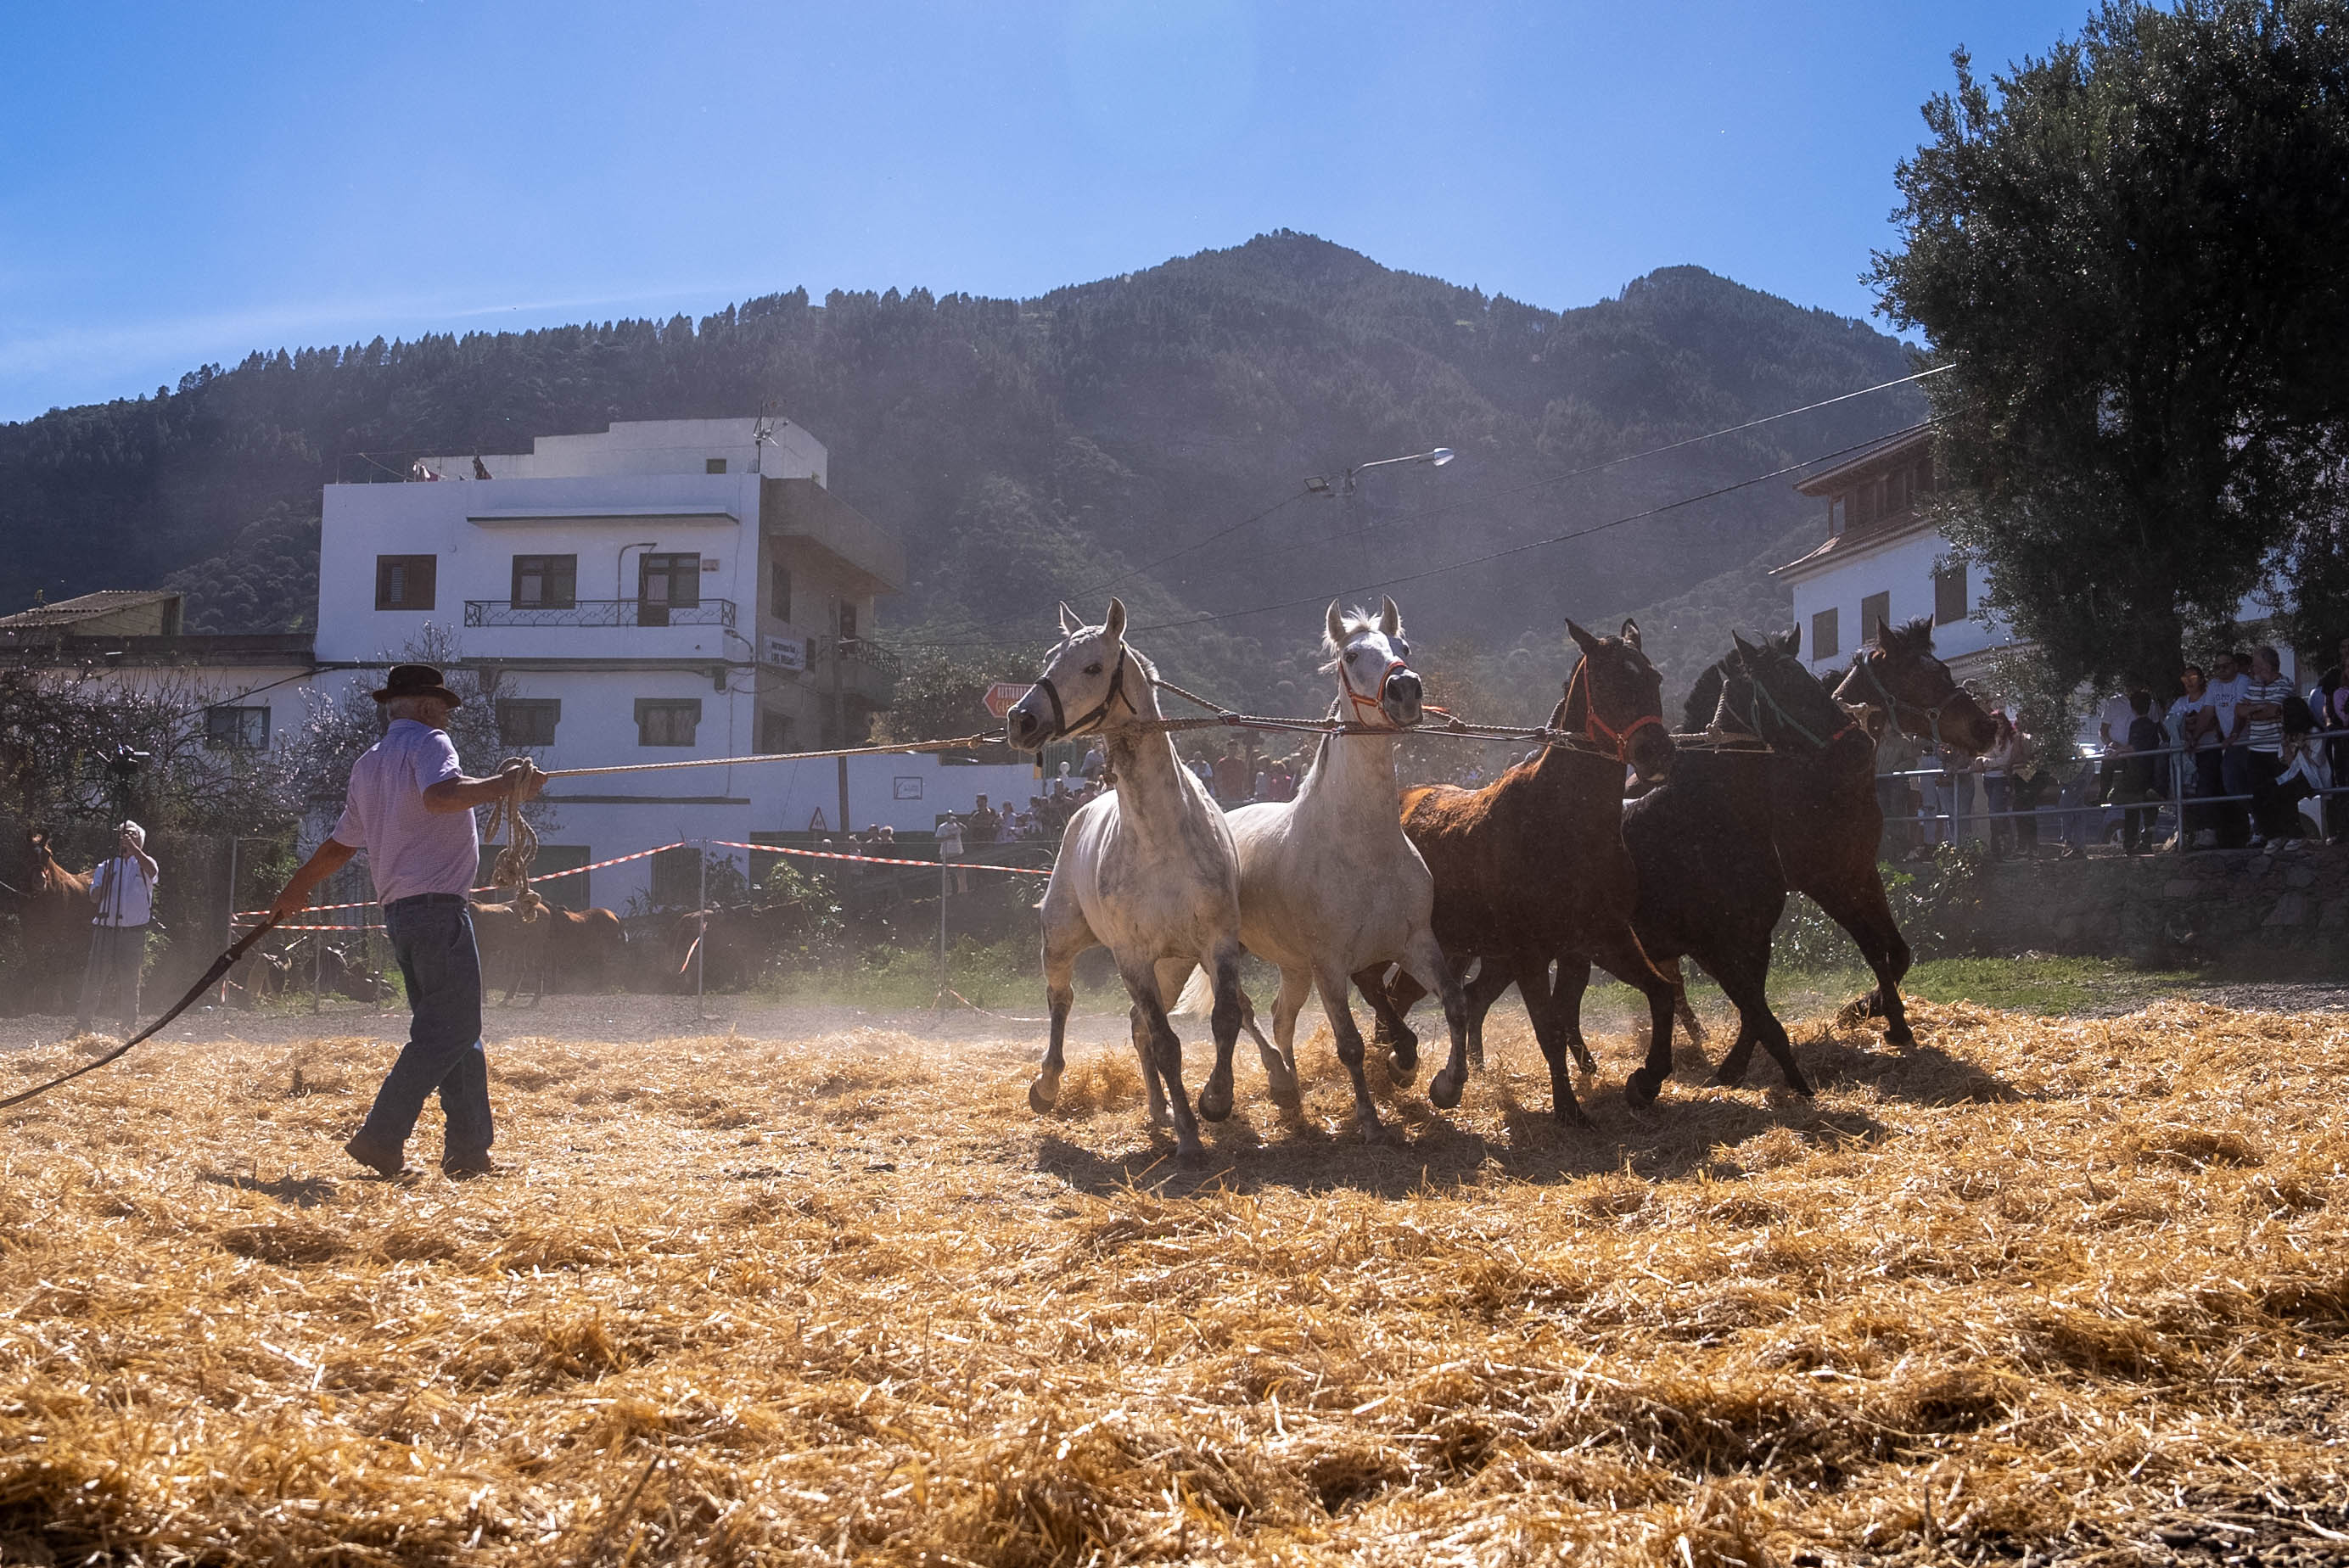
1871, 0, 2349, 693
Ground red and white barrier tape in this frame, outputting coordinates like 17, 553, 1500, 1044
237, 841, 693, 918
703, 837, 1056, 876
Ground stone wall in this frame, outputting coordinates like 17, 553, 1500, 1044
1959, 843, 2347, 968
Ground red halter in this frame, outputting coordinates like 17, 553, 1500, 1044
1342, 655, 1411, 730
1566, 661, 1665, 763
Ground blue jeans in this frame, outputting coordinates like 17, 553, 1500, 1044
361, 894, 492, 1166
76, 924, 148, 1029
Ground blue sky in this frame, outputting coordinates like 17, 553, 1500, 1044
1, 0, 2093, 422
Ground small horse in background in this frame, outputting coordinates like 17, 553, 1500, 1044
1687, 614, 1992, 1048
1178, 598, 1467, 1140
1006, 599, 1265, 1165
1365, 620, 1681, 1124
1577, 631, 1847, 1095
8, 832, 93, 1016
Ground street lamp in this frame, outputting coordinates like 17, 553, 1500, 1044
1304, 446, 1455, 501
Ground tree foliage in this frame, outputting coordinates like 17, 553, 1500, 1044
1871, 0, 2349, 693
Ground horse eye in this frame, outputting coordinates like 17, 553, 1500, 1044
1344, 650, 1360, 662
1084, 663, 1102, 675
1396, 641, 1410, 658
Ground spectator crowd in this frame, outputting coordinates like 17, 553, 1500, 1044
1879, 635, 2347, 859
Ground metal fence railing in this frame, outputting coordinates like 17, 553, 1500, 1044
1875, 736, 2346, 856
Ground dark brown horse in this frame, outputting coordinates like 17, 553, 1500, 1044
1362, 620, 1680, 1123
1561, 632, 1851, 1094
1672, 618, 1994, 1048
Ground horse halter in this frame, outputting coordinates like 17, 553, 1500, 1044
1733, 667, 1859, 753
1853, 648, 1966, 748
1030, 646, 1130, 741
1566, 659, 1666, 763
1340, 649, 1414, 731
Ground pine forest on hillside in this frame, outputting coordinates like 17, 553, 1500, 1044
0, 232, 1924, 708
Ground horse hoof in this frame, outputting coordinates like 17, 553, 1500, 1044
1709, 1062, 1751, 1090
1027, 1078, 1058, 1115
1551, 1100, 1594, 1129
1197, 1082, 1234, 1123
1624, 1069, 1665, 1106
1429, 1067, 1464, 1111
1386, 1050, 1417, 1087
1571, 1050, 1599, 1077
1781, 1070, 1816, 1099
1885, 1022, 1915, 1049
1173, 1143, 1209, 1169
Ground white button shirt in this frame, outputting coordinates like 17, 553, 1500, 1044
329, 720, 479, 906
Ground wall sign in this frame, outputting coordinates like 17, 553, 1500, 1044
892, 776, 923, 800
762, 635, 807, 671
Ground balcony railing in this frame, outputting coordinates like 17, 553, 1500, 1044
463, 598, 737, 630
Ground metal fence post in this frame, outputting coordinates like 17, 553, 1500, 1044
696, 844, 707, 1020
221, 837, 238, 1006
938, 854, 949, 1000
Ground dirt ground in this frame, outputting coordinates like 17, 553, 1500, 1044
2, 994, 2346, 1565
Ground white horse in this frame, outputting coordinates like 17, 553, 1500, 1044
1005, 599, 1285, 1165
1180, 598, 1470, 1139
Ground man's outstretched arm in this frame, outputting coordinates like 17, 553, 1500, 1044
269, 839, 358, 920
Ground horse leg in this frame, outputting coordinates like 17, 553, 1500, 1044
1406, 932, 1474, 1112
1708, 954, 1813, 1097
1029, 915, 1094, 1115
1807, 872, 1916, 1048
1240, 963, 1301, 1110
1520, 952, 1592, 1127
1123, 959, 1204, 1164
1128, 1004, 1170, 1128
1270, 967, 1312, 1088
1662, 957, 1707, 1044
1462, 956, 1517, 1071
1313, 965, 1383, 1139
1531, 955, 1601, 1077
1360, 965, 1421, 1064
1591, 927, 1679, 1108
1173, 955, 1242, 1124
1201, 943, 1269, 1116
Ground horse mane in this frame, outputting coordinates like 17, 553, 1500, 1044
1682, 663, 1724, 732
1320, 607, 1393, 669
1876, 615, 1937, 657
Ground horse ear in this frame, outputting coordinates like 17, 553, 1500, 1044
1058, 602, 1082, 637
1874, 616, 1894, 651
1102, 598, 1127, 643
1327, 600, 1348, 647
1564, 619, 1599, 654
1730, 630, 1761, 664
1620, 618, 1642, 652
1774, 625, 1800, 657
1379, 596, 1401, 637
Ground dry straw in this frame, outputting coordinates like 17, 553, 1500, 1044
1, 996, 2345, 1565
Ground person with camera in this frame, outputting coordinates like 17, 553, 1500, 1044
76, 820, 159, 1036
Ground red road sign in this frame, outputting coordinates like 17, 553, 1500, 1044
984, 681, 1034, 720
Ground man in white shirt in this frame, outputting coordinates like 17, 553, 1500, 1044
2208, 650, 2254, 847
76, 820, 159, 1035
268, 665, 544, 1179
2239, 645, 2296, 843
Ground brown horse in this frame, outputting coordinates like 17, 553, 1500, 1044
1362, 620, 1680, 1123
8, 832, 93, 1016
1566, 632, 1847, 1095
1676, 616, 1996, 1048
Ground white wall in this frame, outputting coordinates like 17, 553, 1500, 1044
1786, 526, 2004, 676
317, 471, 759, 664
418, 416, 826, 485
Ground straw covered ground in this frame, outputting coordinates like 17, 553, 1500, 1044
2, 994, 2346, 1566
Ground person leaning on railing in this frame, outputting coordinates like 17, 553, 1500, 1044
2115, 690, 2167, 856
2313, 634, 2349, 844
2238, 646, 2296, 847
2167, 664, 2223, 850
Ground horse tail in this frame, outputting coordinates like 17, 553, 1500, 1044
1171, 966, 1216, 1017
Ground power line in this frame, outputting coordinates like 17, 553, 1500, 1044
1130, 423, 1927, 635
892, 364, 1948, 651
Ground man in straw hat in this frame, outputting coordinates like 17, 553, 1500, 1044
267, 664, 545, 1180
77, 820, 160, 1036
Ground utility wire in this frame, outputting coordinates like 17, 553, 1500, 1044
894, 364, 1948, 651
1131, 423, 1927, 635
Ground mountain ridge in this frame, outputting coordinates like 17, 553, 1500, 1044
0, 232, 1912, 708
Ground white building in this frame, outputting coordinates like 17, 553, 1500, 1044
1771, 427, 2299, 718
10, 418, 1041, 912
